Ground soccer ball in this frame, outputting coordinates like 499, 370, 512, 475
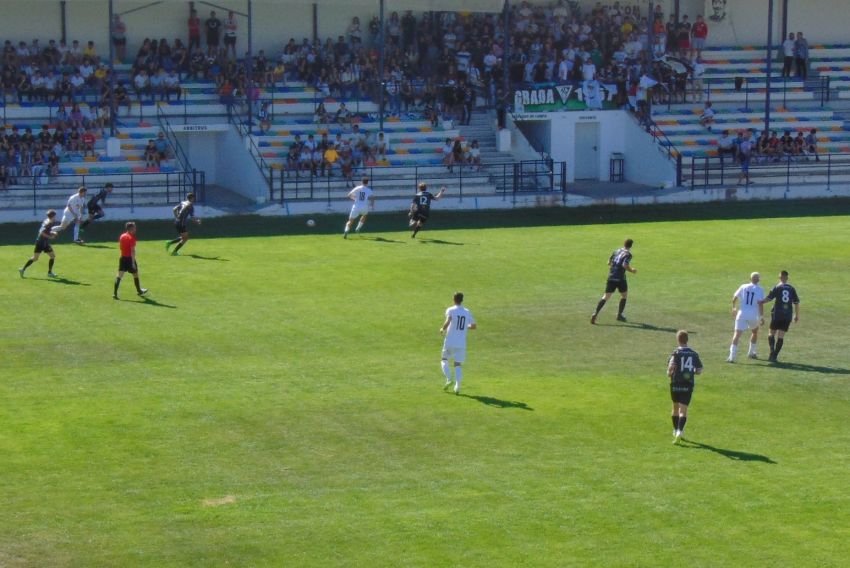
306, 219, 316, 227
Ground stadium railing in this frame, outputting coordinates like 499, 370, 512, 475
701, 76, 831, 109
155, 104, 206, 202
687, 153, 848, 189
14, 170, 203, 215
274, 159, 567, 204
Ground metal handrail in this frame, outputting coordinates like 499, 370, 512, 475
703, 75, 831, 109
155, 103, 201, 199
688, 151, 845, 190
13, 170, 197, 215
226, 101, 274, 198
275, 159, 566, 203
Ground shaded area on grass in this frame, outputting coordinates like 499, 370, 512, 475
455, 393, 534, 411
679, 439, 777, 464
113, 296, 178, 309
186, 254, 230, 262
769, 361, 850, 375
596, 321, 686, 334
2, 198, 848, 245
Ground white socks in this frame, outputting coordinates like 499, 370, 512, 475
73, 223, 80, 241
749, 341, 757, 356
356, 220, 364, 232
441, 360, 451, 381
729, 344, 738, 360
454, 366, 462, 387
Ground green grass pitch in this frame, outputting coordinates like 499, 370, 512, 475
1, 204, 849, 567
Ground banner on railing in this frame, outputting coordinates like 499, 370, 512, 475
514, 82, 619, 113
170, 124, 229, 133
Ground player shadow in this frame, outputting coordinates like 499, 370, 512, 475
417, 238, 465, 246
598, 321, 685, 333
186, 254, 230, 261
41, 276, 90, 286
453, 393, 534, 411
358, 236, 406, 244
115, 296, 177, 309
678, 439, 777, 464
767, 361, 850, 375
81, 244, 114, 249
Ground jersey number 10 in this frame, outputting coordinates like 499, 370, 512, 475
456, 316, 466, 330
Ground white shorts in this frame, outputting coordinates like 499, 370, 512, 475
735, 316, 761, 331
349, 206, 368, 219
442, 346, 466, 363
60, 210, 80, 227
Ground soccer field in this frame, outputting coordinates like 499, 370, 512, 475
1, 206, 849, 567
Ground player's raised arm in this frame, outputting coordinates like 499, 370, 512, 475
434, 186, 447, 200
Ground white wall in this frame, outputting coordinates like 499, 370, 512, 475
546, 111, 626, 183
705, 0, 848, 47
621, 117, 677, 187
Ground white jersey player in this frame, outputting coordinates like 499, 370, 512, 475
55, 186, 88, 244
343, 176, 374, 238
728, 272, 765, 362
440, 292, 477, 394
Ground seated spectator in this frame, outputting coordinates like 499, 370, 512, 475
82, 128, 97, 157
698, 102, 715, 129
312, 144, 325, 176
286, 144, 300, 176
451, 139, 465, 172
114, 81, 132, 114
258, 102, 271, 133
299, 144, 313, 176
47, 152, 60, 181
793, 131, 805, 158
57, 73, 74, 103
314, 102, 329, 124
164, 70, 181, 101
780, 130, 794, 156
83, 40, 98, 62
144, 139, 158, 168
442, 137, 454, 170
755, 131, 770, 163
154, 131, 170, 162
43, 71, 58, 102
133, 70, 151, 101
79, 58, 96, 86
323, 143, 338, 176
66, 128, 82, 153
37, 125, 52, 147
70, 70, 86, 100
150, 68, 165, 100
371, 132, 388, 161
15, 70, 32, 103
69, 103, 89, 130
468, 139, 482, 170
334, 102, 351, 126
805, 129, 820, 161
767, 131, 781, 161
0, 164, 7, 189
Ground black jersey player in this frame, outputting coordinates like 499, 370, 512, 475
409, 182, 446, 238
19, 210, 59, 278
80, 183, 113, 234
591, 238, 637, 324
759, 270, 801, 362
166, 193, 199, 255
667, 330, 703, 444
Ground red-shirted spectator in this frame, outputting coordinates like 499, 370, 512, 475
188, 9, 201, 52
114, 221, 148, 299
81, 129, 96, 157
692, 15, 708, 59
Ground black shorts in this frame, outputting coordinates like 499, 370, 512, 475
88, 205, 104, 217
34, 240, 53, 254
670, 386, 693, 405
412, 210, 429, 223
224, 35, 236, 46
175, 220, 188, 234
118, 256, 137, 273
207, 34, 220, 47
770, 318, 792, 332
605, 278, 627, 294
112, 37, 126, 46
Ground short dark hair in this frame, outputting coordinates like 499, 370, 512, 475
125, 221, 136, 230
677, 330, 689, 344
186, 193, 195, 201
105, 182, 114, 188
362, 176, 369, 185
46, 209, 56, 218
780, 270, 789, 278
453, 292, 464, 304
624, 238, 634, 248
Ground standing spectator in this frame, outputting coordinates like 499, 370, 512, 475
112, 15, 127, 62
188, 9, 201, 52
736, 130, 754, 186
805, 128, 820, 161
782, 33, 795, 78
205, 11, 222, 56
81, 129, 97, 158
794, 32, 809, 79
691, 15, 708, 59
699, 101, 716, 129
224, 11, 238, 60
144, 139, 158, 168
